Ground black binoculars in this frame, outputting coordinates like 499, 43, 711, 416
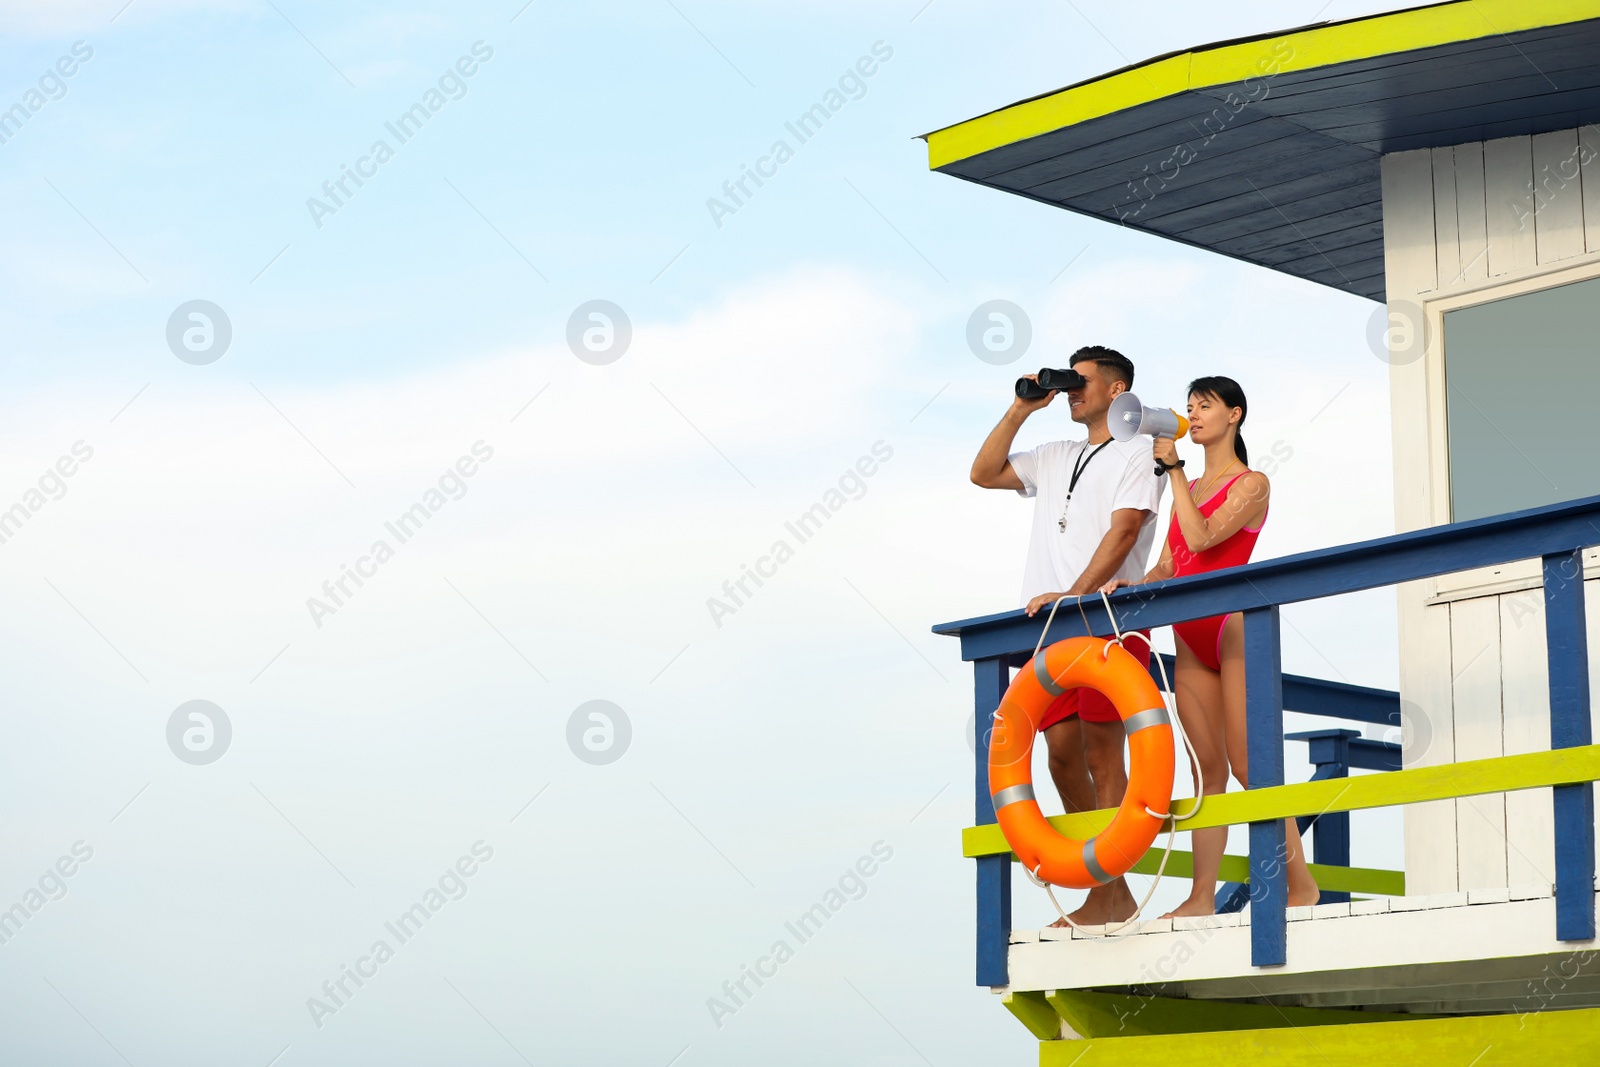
1014, 367, 1087, 400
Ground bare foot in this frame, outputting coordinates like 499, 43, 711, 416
1159, 896, 1216, 919
1098, 879, 1138, 924
1066, 898, 1101, 926
1042, 894, 1101, 927
1047, 904, 1094, 928
1048, 881, 1139, 927
1052, 896, 1099, 927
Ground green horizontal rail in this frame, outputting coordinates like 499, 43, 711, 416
995, 841, 1400, 895
964, 743, 1600, 863
992, 844, 1408, 895
1128, 846, 1401, 895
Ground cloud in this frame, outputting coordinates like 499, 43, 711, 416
0, 266, 923, 672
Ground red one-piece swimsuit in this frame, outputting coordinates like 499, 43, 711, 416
1168, 471, 1265, 671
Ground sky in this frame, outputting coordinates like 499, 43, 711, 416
0, 1, 1417, 1064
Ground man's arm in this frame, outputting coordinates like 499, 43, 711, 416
1024, 508, 1149, 616
1071, 507, 1148, 593
971, 379, 1053, 490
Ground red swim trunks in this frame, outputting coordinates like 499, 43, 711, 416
1037, 632, 1152, 730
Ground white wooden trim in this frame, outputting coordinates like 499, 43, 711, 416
1400, 582, 1460, 894
1454, 141, 1490, 286
1381, 148, 1438, 536
1500, 588, 1556, 889
1432, 145, 1461, 285
1484, 135, 1536, 277
1531, 128, 1586, 264
1582, 124, 1600, 254
1417, 245, 1600, 304
1005, 887, 1588, 995
1382, 147, 1456, 894
1449, 595, 1507, 889
1427, 555, 1600, 605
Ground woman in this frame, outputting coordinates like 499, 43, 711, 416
1102, 376, 1319, 917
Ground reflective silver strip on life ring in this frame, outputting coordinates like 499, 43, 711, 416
1032, 654, 1065, 696
991, 783, 1035, 811
1122, 706, 1171, 735
1082, 838, 1113, 885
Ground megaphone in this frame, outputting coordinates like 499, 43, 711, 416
1108, 392, 1189, 442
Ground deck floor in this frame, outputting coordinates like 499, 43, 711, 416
1007, 882, 1600, 1015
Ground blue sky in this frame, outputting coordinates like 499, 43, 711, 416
0, 2, 1413, 1065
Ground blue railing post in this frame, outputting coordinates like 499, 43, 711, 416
1543, 550, 1595, 942
1308, 735, 1353, 905
973, 656, 1012, 986
1282, 729, 1359, 904
1244, 605, 1287, 967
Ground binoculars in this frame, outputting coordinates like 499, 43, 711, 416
1014, 367, 1087, 400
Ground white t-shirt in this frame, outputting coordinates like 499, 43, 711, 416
1009, 437, 1166, 606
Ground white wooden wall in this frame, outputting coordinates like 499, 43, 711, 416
1381, 129, 1600, 894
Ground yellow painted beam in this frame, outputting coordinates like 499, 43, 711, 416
1001, 991, 1062, 1041
1125, 846, 1403, 896
1044, 989, 1424, 1039
963, 743, 1600, 858
925, 54, 1190, 170
925, 0, 1600, 169
1037, 1004, 1600, 1065
981, 837, 1404, 894
1189, 0, 1600, 88
986, 823, 1411, 890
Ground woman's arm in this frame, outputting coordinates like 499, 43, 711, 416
1167, 463, 1270, 554
1157, 445, 1205, 553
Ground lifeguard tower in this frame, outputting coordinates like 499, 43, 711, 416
929, 1, 1600, 1061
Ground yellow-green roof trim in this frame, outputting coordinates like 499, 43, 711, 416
925, 0, 1600, 171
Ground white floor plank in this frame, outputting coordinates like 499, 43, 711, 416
1007, 891, 1598, 995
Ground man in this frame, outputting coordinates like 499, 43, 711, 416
969, 345, 1165, 925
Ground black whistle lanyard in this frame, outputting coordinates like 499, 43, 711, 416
1059, 440, 1112, 531
1068, 440, 1113, 500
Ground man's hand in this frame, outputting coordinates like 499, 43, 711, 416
1025, 591, 1071, 617
1012, 375, 1056, 417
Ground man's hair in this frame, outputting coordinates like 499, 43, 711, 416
1068, 345, 1134, 390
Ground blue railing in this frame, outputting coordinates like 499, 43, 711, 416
936, 494, 1600, 985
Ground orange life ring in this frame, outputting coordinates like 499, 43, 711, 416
988, 636, 1175, 889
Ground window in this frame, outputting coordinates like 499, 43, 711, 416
1443, 274, 1600, 523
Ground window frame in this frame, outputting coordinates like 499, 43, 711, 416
1422, 256, 1600, 602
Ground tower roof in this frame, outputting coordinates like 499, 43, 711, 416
923, 0, 1600, 301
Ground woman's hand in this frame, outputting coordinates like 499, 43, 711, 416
1152, 435, 1180, 468
1099, 578, 1134, 595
